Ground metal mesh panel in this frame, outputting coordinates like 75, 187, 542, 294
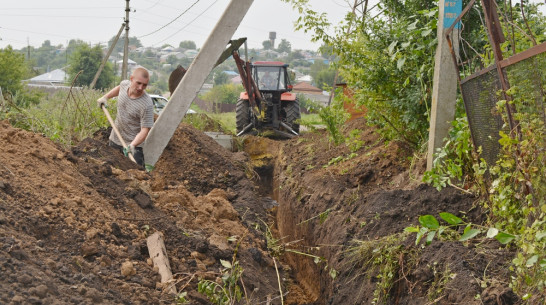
461, 69, 504, 167
461, 49, 546, 166
504, 52, 546, 124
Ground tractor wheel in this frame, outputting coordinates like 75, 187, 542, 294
284, 99, 301, 133
236, 99, 250, 133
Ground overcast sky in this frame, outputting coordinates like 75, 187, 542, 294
0, 0, 357, 51
0, 0, 544, 51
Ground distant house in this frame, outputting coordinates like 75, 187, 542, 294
115, 59, 138, 75
160, 52, 185, 63
293, 81, 329, 106
230, 75, 242, 84
222, 70, 238, 76
26, 68, 67, 86
296, 75, 312, 83
184, 49, 199, 59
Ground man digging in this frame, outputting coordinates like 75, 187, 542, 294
97, 67, 154, 166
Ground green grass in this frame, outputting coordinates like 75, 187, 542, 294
208, 112, 236, 134
300, 113, 322, 126
5, 88, 110, 147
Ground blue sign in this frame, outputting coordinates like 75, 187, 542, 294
443, 0, 463, 29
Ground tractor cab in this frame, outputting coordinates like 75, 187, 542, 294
234, 55, 300, 138
252, 62, 292, 92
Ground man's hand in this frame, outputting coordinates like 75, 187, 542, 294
97, 96, 108, 108
123, 144, 136, 157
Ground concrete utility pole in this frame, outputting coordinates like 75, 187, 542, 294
426, 0, 462, 171
121, 0, 130, 80
143, 0, 255, 166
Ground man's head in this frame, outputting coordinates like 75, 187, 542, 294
129, 67, 150, 97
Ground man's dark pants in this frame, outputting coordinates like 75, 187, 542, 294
108, 141, 144, 166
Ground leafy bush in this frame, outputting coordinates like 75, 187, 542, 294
318, 94, 348, 146
0, 46, 26, 95
421, 84, 546, 299
201, 83, 244, 106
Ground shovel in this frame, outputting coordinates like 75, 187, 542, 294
101, 105, 137, 163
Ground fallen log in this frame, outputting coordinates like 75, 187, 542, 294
147, 231, 177, 294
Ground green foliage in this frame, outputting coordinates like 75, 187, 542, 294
202, 83, 243, 106
262, 40, 273, 50
5, 88, 110, 147
198, 258, 243, 305
276, 39, 292, 53
296, 93, 320, 113
175, 291, 189, 304
348, 233, 417, 304
404, 212, 515, 246
488, 85, 546, 297
68, 43, 114, 90
346, 129, 364, 152
298, 113, 322, 127
213, 71, 230, 86
108, 36, 142, 53
179, 40, 196, 49
318, 94, 348, 145
298, 208, 331, 225
324, 152, 357, 167
208, 112, 236, 135
422, 82, 546, 299
0, 46, 26, 95
309, 60, 335, 90
283, 0, 438, 148
423, 115, 485, 191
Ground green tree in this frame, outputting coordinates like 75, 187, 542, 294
0, 46, 26, 95
262, 40, 273, 50
309, 60, 330, 87
179, 40, 196, 49
108, 36, 142, 53
283, 0, 438, 147
315, 68, 336, 90
277, 39, 292, 53
214, 71, 230, 86
67, 43, 114, 90
201, 83, 243, 109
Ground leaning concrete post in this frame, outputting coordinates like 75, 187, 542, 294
143, 0, 254, 166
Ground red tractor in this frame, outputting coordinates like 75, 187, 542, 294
233, 51, 300, 138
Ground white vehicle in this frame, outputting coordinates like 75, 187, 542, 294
149, 94, 196, 115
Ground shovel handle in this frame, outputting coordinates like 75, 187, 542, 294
101, 105, 137, 163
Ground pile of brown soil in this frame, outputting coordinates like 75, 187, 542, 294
0, 120, 283, 304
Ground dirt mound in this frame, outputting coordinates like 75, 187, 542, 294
152, 123, 243, 195
0, 120, 283, 304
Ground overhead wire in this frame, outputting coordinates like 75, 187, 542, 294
138, 0, 201, 38
149, 0, 219, 46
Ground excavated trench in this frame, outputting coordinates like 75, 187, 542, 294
244, 137, 324, 304
241, 131, 508, 305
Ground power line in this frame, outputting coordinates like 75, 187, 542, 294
0, 26, 73, 39
142, 0, 163, 11
138, 0, 201, 38
150, 0, 219, 46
